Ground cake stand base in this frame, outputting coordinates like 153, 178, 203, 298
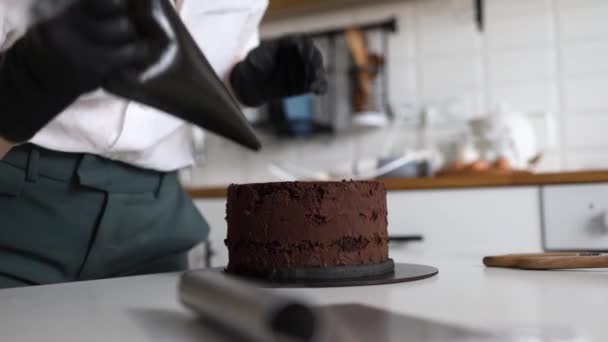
206, 262, 438, 288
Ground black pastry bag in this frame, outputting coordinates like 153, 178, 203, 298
104, 0, 261, 151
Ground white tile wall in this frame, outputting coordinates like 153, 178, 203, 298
187, 0, 608, 186
489, 82, 559, 113
565, 149, 608, 170
415, 4, 480, 57
420, 55, 484, 97
557, 0, 608, 41
485, 1, 555, 50
387, 59, 418, 105
561, 39, 608, 76
486, 0, 552, 17
563, 76, 608, 113
488, 48, 556, 84
565, 114, 608, 148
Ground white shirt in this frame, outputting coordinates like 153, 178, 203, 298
0, 0, 268, 171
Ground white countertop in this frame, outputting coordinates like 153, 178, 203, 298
1, 254, 607, 342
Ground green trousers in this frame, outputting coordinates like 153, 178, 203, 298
0, 144, 208, 289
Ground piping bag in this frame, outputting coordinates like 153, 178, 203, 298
23, 0, 261, 150
104, 0, 261, 151
179, 271, 322, 341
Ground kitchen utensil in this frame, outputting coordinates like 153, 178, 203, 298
179, 270, 320, 341
14, 0, 261, 150
389, 235, 424, 243
345, 28, 390, 130
350, 53, 388, 129
483, 252, 608, 270
351, 111, 389, 128
377, 158, 430, 179
345, 27, 372, 113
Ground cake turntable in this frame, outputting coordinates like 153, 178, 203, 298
213, 259, 438, 288
223, 181, 438, 288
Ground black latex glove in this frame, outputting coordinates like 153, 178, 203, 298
230, 35, 328, 108
0, 0, 148, 143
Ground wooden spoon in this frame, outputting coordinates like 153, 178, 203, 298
345, 27, 373, 112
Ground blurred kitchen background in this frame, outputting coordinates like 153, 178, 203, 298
181, 0, 608, 187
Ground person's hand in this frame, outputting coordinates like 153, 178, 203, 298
0, 0, 148, 143
229, 35, 328, 108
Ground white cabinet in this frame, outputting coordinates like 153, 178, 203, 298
387, 188, 543, 256
191, 199, 229, 268
193, 187, 543, 267
542, 184, 608, 251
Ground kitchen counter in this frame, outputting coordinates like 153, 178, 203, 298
187, 170, 608, 198
1, 253, 607, 341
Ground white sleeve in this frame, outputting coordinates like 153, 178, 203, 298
237, 0, 268, 58
0, 10, 9, 51
0, 6, 27, 52
0, 8, 16, 149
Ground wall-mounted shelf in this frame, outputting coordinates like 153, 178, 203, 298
265, 0, 406, 21
265, 0, 485, 31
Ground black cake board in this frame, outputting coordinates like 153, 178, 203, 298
210, 261, 438, 288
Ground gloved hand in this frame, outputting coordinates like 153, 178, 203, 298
0, 0, 148, 143
230, 35, 328, 108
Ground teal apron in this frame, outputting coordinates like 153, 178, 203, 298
0, 144, 208, 288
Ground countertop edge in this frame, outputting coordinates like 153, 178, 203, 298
186, 170, 608, 199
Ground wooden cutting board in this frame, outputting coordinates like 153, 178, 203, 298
484, 253, 608, 270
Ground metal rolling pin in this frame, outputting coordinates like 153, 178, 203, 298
179, 271, 322, 342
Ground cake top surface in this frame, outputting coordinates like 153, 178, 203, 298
228, 180, 385, 190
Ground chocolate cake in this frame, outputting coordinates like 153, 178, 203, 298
225, 181, 390, 278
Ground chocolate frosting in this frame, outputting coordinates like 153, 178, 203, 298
225, 181, 389, 276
